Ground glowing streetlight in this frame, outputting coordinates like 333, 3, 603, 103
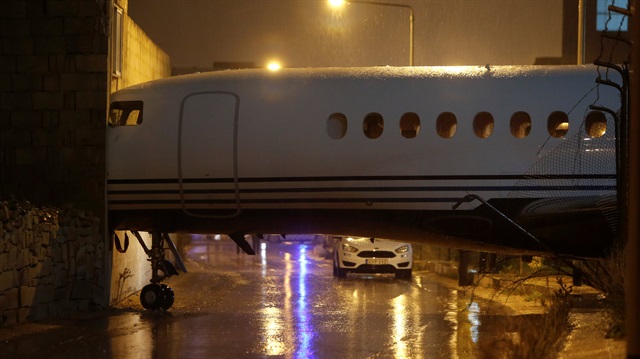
329, 0, 414, 66
266, 61, 282, 71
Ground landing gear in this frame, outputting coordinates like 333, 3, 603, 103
129, 231, 187, 311
160, 284, 175, 309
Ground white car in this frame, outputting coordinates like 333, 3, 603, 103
333, 237, 413, 279
262, 234, 324, 244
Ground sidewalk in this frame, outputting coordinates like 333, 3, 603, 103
417, 262, 626, 358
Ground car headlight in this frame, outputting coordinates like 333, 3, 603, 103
342, 244, 359, 253
395, 245, 410, 254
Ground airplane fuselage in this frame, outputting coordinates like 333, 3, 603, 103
107, 65, 620, 257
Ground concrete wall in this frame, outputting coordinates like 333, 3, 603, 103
110, 0, 171, 93
120, 16, 171, 89
107, 0, 171, 306
110, 230, 151, 305
109, 232, 182, 306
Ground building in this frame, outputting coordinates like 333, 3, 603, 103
0, 0, 169, 323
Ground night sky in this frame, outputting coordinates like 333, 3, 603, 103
128, 0, 563, 69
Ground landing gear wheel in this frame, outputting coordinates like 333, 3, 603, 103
160, 284, 175, 310
140, 284, 164, 310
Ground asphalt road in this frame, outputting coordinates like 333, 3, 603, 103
0, 239, 531, 359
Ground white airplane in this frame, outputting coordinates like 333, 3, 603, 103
107, 65, 621, 309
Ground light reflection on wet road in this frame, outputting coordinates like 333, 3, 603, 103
0, 239, 523, 358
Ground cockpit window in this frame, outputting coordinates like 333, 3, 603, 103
548, 111, 569, 138
363, 113, 384, 139
400, 112, 420, 139
585, 110, 607, 138
109, 101, 143, 126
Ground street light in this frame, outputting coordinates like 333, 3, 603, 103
266, 61, 282, 71
329, 0, 414, 66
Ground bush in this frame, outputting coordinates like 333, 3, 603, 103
573, 243, 625, 338
477, 277, 573, 359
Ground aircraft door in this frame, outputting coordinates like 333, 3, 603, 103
178, 91, 241, 218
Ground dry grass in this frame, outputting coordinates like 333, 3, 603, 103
473, 242, 627, 357
573, 243, 626, 338
476, 278, 573, 359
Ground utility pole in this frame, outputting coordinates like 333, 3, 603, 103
627, 0, 639, 357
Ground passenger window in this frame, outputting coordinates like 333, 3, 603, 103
585, 111, 607, 138
400, 112, 420, 139
363, 113, 384, 139
473, 112, 494, 139
510, 111, 531, 138
548, 111, 569, 138
436, 112, 457, 139
327, 113, 348, 139
109, 101, 143, 126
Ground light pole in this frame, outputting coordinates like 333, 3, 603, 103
329, 0, 414, 66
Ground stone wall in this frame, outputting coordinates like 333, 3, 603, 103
0, 199, 103, 325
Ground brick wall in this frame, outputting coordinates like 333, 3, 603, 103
0, 0, 171, 320
0, 0, 108, 217
0, 0, 110, 319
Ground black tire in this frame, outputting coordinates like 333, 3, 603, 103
140, 284, 164, 310
333, 256, 347, 278
395, 269, 412, 280
160, 284, 175, 310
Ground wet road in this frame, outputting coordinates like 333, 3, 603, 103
0, 239, 519, 359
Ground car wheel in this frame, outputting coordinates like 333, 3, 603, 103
395, 269, 412, 280
333, 255, 347, 278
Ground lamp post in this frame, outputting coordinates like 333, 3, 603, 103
329, 0, 414, 66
